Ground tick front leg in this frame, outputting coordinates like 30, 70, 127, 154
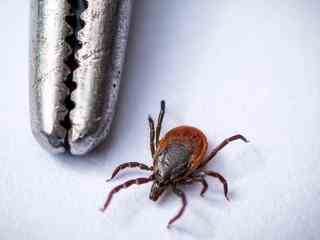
101, 175, 154, 212
167, 185, 187, 228
200, 134, 249, 168
148, 116, 156, 157
155, 100, 165, 147
200, 170, 229, 201
106, 162, 153, 182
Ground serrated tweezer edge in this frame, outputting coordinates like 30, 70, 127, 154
30, 0, 133, 155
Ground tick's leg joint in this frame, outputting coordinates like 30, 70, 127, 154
200, 170, 229, 201
180, 176, 208, 197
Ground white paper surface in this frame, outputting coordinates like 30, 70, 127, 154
1, 1, 320, 239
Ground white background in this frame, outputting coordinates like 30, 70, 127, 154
1, 1, 320, 239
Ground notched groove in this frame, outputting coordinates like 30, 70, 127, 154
60, 0, 89, 150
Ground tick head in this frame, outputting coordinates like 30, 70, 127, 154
149, 181, 166, 201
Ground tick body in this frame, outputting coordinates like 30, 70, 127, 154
101, 101, 248, 228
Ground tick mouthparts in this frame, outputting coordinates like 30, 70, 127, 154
30, 0, 133, 155
149, 194, 158, 201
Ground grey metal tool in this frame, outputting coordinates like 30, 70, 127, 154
30, 0, 133, 155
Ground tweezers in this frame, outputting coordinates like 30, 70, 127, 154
30, 0, 133, 155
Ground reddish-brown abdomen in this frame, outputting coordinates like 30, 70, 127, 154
158, 126, 208, 171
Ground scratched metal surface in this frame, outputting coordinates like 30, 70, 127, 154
29, 0, 71, 154
1, 1, 320, 240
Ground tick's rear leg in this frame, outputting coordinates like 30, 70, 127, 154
200, 170, 229, 201
167, 185, 187, 228
101, 175, 154, 212
106, 162, 153, 182
156, 100, 165, 147
200, 134, 249, 168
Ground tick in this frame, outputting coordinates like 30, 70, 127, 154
101, 100, 248, 228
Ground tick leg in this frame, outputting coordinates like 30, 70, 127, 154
181, 176, 208, 197
148, 116, 156, 157
200, 170, 229, 201
200, 134, 249, 168
101, 175, 154, 212
106, 162, 153, 182
167, 185, 187, 228
155, 100, 165, 148
197, 177, 208, 196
